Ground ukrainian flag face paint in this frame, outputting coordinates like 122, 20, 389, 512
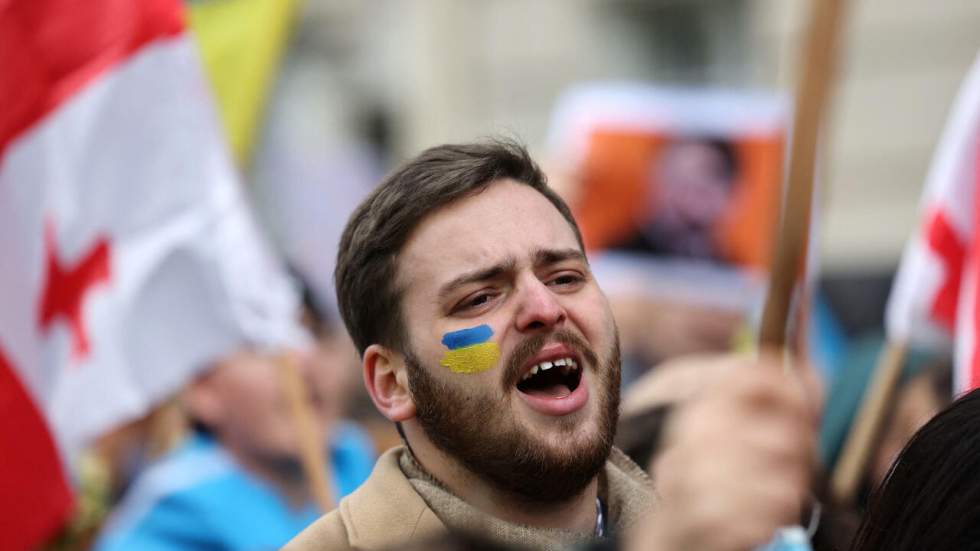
439, 324, 500, 374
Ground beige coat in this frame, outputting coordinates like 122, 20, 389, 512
283, 446, 654, 551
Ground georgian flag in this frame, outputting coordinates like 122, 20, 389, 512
0, 1, 305, 548
886, 52, 980, 395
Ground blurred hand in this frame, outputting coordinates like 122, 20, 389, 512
620, 354, 735, 417
613, 296, 744, 361
629, 353, 820, 551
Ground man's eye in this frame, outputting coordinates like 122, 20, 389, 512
454, 292, 497, 313
549, 273, 584, 287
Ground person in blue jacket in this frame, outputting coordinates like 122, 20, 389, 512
95, 298, 375, 551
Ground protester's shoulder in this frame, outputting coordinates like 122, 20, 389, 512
282, 508, 352, 551
94, 483, 222, 551
339, 446, 439, 536
116, 434, 239, 512
93, 435, 235, 551
607, 446, 652, 485
604, 446, 656, 533
284, 446, 446, 550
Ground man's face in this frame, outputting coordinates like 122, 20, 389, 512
193, 343, 342, 472
396, 179, 621, 502
656, 140, 733, 228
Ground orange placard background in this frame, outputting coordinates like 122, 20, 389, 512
573, 127, 784, 269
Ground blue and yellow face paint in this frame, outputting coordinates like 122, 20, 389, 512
439, 324, 500, 374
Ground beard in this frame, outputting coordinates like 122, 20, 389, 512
405, 328, 621, 505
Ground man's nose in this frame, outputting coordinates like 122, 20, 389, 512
514, 277, 566, 332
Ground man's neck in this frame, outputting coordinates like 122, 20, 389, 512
406, 436, 600, 534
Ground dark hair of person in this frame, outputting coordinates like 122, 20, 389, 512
704, 137, 739, 182
334, 138, 584, 355
849, 387, 980, 551
284, 264, 330, 336
664, 136, 740, 185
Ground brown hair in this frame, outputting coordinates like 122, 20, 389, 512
335, 138, 584, 355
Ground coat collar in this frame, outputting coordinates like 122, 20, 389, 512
339, 446, 446, 549
398, 446, 654, 551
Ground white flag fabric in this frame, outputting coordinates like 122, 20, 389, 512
886, 52, 980, 395
0, 2, 305, 548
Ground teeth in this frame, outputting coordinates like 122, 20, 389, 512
520, 357, 579, 382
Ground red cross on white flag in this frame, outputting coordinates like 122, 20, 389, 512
36, 219, 113, 362
887, 52, 980, 395
0, 2, 306, 548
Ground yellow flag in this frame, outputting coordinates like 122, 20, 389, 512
187, 0, 299, 166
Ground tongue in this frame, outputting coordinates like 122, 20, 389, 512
526, 383, 571, 399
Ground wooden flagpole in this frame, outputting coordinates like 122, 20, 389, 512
830, 340, 907, 504
278, 352, 335, 513
759, 0, 848, 351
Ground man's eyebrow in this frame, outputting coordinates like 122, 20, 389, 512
437, 258, 517, 300
533, 248, 588, 267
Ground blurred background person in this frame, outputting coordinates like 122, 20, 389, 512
93, 282, 374, 551
614, 136, 739, 262
8, 1, 980, 549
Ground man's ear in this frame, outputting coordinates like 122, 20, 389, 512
363, 344, 416, 422
180, 369, 224, 428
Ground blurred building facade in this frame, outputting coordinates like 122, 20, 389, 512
276, 0, 980, 274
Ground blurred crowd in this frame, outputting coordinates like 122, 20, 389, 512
60, 123, 961, 550
8, 2, 980, 551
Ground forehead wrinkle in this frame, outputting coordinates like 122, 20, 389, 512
437, 257, 517, 301
397, 181, 581, 306
532, 247, 588, 268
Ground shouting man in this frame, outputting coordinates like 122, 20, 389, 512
286, 140, 815, 551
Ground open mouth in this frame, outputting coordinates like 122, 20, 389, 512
516, 357, 582, 399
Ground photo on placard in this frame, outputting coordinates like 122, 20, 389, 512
549, 85, 787, 271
